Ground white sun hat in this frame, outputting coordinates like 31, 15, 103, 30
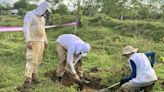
122, 45, 138, 55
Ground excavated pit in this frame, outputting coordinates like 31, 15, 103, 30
44, 68, 108, 92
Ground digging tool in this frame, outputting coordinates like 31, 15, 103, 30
97, 82, 120, 92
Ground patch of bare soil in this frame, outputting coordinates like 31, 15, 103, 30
44, 69, 107, 92
90, 66, 102, 73
162, 81, 164, 86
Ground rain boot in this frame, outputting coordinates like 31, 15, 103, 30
17, 77, 32, 91
32, 73, 40, 84
56, 76, 62, 85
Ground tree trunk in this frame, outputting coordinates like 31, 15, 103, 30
120, 15, 123, 20
74, 0, 81, 33
76, 0, 81, 23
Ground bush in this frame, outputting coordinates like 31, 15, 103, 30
49, 14, 76, 25
0, 15, 23, 26
87, 15, 164, 42
88, 13, 109, 26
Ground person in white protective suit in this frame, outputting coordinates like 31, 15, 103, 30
56, 34, 91, 91
17, 1, 51, 90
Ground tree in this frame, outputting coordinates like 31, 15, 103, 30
82, 0, 101, 16
55, 4, 69, 15
100, 0, 129, 19
0, 5, 7, 15
13, 0, 37, 17
13, 0, 27, 9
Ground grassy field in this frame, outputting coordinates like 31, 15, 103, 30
0, 15, 164, 92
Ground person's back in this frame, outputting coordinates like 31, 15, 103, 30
120, 45, 158, 92
56, 34, 91, 91
129, 53, 157, 83
56, 34, 84, 48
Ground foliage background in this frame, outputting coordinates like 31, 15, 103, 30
0, 0, 164, 91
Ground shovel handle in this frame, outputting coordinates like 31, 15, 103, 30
105, 82, 120, 90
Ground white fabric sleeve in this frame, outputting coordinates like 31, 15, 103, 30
44, 33, 48, 43
42, 17, 48, 43
67, 48, 76, 74
73, 55, 82, 66
23, 13, 33, 42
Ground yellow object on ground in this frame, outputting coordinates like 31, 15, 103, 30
160, 57, 164, 62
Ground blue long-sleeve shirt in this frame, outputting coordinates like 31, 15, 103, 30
120, 60, 136, 84
120, 52, 156, 84
145, 51, 155, 67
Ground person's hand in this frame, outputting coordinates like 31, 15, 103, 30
73, 74, 83, 91
80, 76, 90, 84
73, 74, 80, 81
44, 42, 48, 49
75, 80, 84, 91
27, 41, 32, 49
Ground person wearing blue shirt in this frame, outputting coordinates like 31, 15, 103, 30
120, 45, 157, 92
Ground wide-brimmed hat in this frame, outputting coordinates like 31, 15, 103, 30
122, 45, 138, 55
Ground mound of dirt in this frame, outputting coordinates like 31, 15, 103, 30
44, 69, 107, 91
44, 69, 74, 86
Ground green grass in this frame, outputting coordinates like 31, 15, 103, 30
0, 15, 23, 26
0, 16, 164, 92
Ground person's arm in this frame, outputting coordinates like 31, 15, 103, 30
67, 49, 84, 90
73, 54, 82, 66
23, 13, 33, 49
67, 51, 80, 81
120, 60, 136, 85
42, 17, 48, 48
23, 13, 32, 42
66, 46, 81, 79
67, 51, 76, 74
145, 52, 155, 67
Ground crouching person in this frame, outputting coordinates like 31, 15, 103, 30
120, 45, 158, 92
56, 34, 91, 90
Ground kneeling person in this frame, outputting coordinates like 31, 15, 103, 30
56, 34, 91, 89
120, 45, 158, 92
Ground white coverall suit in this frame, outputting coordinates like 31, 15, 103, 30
23, 2, 51, 81
56, 34, 91, 80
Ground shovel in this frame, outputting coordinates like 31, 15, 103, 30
97, 82, 120, 92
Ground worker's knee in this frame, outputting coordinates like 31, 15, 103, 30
26, 54, 33, 62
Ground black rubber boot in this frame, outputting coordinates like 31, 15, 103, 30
17, 77, 33, 91
56, 76, 62, 85
32, 73, 40, 84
